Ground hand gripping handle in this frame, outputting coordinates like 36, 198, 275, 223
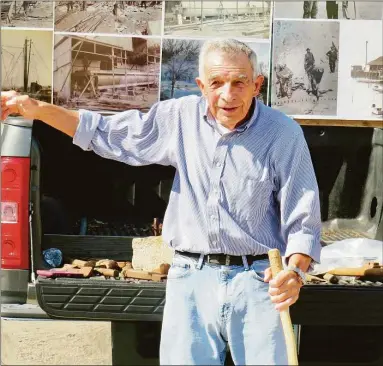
268, 249, 299, 365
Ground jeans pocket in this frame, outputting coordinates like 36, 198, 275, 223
167, 258, 194, 280
251, 268, 266, 282
250, 259, 269, 283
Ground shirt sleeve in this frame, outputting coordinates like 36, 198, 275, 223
273, 129, 322, 270
72, 100, 177, 167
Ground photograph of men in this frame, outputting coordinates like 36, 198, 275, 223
274, 1, 383, 20
303, 0, 317, 18
271, 20, 339, 116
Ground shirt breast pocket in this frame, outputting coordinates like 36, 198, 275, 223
233, 177, 273, 221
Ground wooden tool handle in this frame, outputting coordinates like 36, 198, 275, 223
269, 248, 284, 278
327, 267, 383, 277
268, 249, 299, 366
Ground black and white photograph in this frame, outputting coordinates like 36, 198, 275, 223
55, 1, 163, 35
53, 35, 161, 112
271, 20, 340, 116
164, 1, 271, 39
273, 1, 383, 20
160, 38, 270, 104
1, 29, 52, 103
1, 1, 53, 28
337, 20, 383, 119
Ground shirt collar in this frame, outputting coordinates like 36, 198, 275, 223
202, 97, 258, 134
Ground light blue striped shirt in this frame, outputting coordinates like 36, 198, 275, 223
73, 96, 321, 264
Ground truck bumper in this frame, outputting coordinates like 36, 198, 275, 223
1, 269, 29, 304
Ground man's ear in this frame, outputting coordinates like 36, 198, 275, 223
253, 75, 264, 97
195, 77, 205, 95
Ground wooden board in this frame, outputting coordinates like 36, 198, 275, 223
296, 119, 383, 128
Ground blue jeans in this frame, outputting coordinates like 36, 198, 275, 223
160, 254, 288, 365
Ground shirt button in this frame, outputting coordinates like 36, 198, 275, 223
216, 162, 222, 167
211, 215, 216, 220
212, 240, 217, 245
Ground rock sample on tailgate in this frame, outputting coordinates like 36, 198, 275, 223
131, 236, 174, 272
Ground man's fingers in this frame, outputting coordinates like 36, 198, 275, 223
1, 90, 18, 99
1, 107, 13, 121
5, 98, 18, 107
6, 94, 29, 106
268, 278, 300, 296
1, 102, 20, 120
263, 267, 272, 283
1, 91, 18, 106
269, 286, 300, 304
1, 95, 33, 120
1, 91, 21, 120
267, 270, 302, 311
271, 291, 293, 305
269, 270, 297, 288
275, 295, 299, 312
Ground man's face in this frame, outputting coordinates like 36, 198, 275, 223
196, 51, 264, 129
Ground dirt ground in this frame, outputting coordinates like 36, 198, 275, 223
2, 1, 53, 28
55, 2, 162, 35
165, 20, 270, 39
1, 319, 112, 365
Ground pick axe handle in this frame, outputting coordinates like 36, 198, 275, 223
268, 249, 299, 365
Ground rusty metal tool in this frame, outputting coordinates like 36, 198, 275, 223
268, 248, 299, 365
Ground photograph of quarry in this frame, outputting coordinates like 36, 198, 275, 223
1, 29, 52, 103
53, 35, 161, 112
160, 38, 270, 105
1, 1, 53, 28
164, 1, 271, 39
271, 20, 340, 117
55, 1, 163, 36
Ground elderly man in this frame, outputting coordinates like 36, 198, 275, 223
1, 39, 321, 365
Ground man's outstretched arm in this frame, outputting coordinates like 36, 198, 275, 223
1, 91, 79, 137
1, 90, 178, 168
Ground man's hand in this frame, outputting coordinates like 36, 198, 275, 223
264, 268, 302, 312
1, 90, 80, 137
264, 253, 312, 312
1, 91, 40, 121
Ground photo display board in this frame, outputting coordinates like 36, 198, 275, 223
1, 1, 382, 122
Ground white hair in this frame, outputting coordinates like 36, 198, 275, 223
198, 39, 259, 81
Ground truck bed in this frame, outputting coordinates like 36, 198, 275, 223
36, 233, 383, 325
36, 274, 383, 325
30, 125, 383, 328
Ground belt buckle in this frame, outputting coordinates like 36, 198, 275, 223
207, 255, 219, 265
225, 255, 230, 266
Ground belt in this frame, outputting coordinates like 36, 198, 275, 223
175, 250, 268, 266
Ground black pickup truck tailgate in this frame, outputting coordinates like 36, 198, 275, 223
36, 277, 166, 321
36, 278, 383, 325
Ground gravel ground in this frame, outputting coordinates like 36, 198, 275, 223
1, 319, 112, 365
